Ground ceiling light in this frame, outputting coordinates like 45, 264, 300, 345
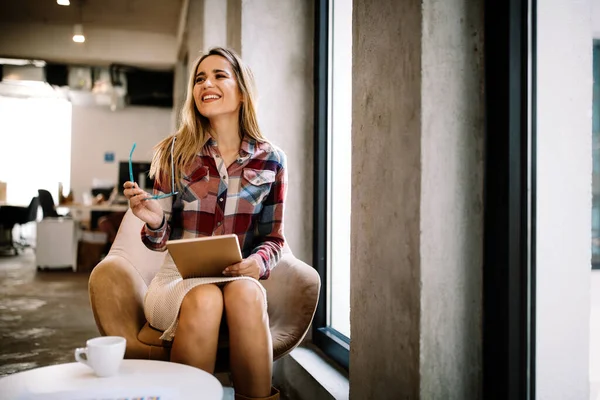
57, 0, 70, 5
0, 58, 46, 67
73, 24, 85, 43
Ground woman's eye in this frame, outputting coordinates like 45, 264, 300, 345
195, 78, 204, 84
216, 74, 226, 79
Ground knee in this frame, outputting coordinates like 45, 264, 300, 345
179, 285, 223, 329
223, 280, 266, 317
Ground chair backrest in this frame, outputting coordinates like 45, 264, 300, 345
108, 210, 167, 286
38, 189, 59, 218
25, 197, 40, 223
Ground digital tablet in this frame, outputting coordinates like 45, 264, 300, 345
166, 234, 243, 278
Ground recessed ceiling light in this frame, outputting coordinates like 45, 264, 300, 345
57, 0, 70, 6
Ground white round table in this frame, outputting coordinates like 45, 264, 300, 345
0, 359, 223, 400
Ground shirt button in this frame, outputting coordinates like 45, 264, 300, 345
219, 197, 224, 202
217, 221, 222, 227
215, 154, 220, 158
222, 175, 226, 180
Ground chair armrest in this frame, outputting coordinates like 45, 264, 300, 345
261, 253, 321, 359
88, 254, 148, 351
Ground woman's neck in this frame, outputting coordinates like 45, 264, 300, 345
209, 114, 241, 152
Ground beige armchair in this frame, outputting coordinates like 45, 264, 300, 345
88, 210, 320, 368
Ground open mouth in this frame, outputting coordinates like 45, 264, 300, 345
202, 94, 221, 102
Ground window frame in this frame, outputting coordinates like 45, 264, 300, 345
592, 39, 600, 270
482, 0, 536, 397
312, 0, 350, 371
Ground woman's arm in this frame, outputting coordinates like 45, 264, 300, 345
140, 176, 174, 252
249, 151, 288, 279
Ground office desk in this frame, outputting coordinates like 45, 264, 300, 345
0, 201, 28, 207
58, 203, 129, 213
58, 203, 129, 228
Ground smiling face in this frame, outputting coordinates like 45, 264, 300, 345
193, 55, 242, 120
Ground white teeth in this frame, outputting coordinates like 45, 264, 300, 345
203, 94, 220, 101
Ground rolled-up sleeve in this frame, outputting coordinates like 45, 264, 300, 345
141, 176, 173, 252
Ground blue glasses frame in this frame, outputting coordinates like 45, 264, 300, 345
129, 136, 178, 200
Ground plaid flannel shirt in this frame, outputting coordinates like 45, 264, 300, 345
141, 135, 287, 280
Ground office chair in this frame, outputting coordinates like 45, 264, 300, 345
89, 210, 320, 369
37, 189, 61, 218
0, 196, 40, 255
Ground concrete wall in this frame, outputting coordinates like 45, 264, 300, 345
536, 0, 593, 398
203, 0, 228, 50
226, 0, 242, 54
240, 0, 314, 263
420, 0, 484, 397
70, 106, 172, 203
350, 0, 484, 398
0, 23, 176, 68
185, 0, 205, 71
350, 0, 423, 397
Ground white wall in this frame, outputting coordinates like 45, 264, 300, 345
0, 23, 177, 68
70, 106, 172, 203
536, 0, 593, 398
593, 0, 600, 39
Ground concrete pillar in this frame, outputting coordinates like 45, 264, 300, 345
227, 0, 242, 54
175, 0, 239, 130
420, 0, 484, 397
240, 0, 315, 263
350, 0, 484, 398
185, 0, 239, 64
203, 0, 228, 50
186, 0, 204, 71
171, 59, 188, 131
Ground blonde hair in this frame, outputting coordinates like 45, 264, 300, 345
150, 47, 266, 190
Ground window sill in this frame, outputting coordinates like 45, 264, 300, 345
273, 343, 349, 400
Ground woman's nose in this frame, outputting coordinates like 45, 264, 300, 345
202, 78, 214, 88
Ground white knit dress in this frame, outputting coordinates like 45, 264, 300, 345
143, 253, 267, 341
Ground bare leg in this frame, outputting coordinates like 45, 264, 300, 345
223, 279, 272, 398
170, 284, 223, 373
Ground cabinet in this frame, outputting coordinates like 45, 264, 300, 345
36, 218, 78, 271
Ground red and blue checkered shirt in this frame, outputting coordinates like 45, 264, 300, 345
141, 135, 287, 280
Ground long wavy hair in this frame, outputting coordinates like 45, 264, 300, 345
149, 47, 266, 190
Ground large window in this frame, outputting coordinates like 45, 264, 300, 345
313, 0, 352, 369
0, 95, 72, 205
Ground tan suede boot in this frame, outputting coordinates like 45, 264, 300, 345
234, 387, 280, 400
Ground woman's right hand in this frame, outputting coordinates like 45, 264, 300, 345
123, 181, 164, 229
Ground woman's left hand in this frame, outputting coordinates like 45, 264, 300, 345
223, 257, 261, 280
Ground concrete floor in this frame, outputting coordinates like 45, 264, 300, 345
0, 249, 99, 377
1, 247, 598, 399
0, 249, 238, 400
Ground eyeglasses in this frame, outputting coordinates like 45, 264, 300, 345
129, 136, 178, 200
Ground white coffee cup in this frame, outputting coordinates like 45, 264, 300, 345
74, 336, 126, 377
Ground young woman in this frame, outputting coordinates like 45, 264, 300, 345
123, 47, 286, 400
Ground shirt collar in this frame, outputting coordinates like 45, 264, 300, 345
239, 135, 256, 156
202, 134, 257, 155
202, 135, 217, 148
